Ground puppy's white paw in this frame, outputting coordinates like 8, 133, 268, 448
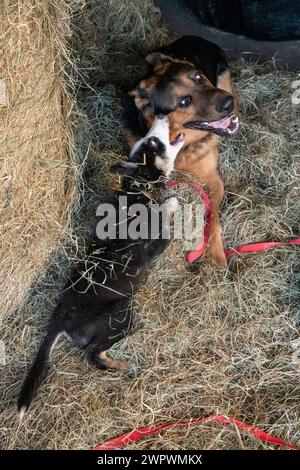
165, 196, 179, 214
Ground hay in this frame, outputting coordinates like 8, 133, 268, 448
1, 0, 300, 450
0, 0, 81, 324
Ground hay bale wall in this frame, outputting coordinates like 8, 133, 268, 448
0, 0, 79, 322
0, 0, 299, 450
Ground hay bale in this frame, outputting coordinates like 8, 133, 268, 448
1, 0, 299, 451
0, 1, 79, 322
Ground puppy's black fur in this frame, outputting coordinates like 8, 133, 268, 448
18, 133, 177, 415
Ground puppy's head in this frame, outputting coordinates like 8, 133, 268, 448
129, 53, 239, 144
111, 115, 185, 180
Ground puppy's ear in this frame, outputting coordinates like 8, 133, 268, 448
110, 161, 139, 176
145, 52, 173, 73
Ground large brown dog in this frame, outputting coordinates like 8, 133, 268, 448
123, 36, 240, 267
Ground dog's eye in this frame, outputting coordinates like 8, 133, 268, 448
194, 73, 202, 83
177, 95, 192, 108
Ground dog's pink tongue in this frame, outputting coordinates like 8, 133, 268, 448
209, 117, 231, 129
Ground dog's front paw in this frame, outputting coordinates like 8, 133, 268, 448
208, 244, 227, 268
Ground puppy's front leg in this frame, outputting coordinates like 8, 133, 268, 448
164, 196, 179, 218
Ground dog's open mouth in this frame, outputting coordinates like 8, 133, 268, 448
184, 114, 239, 136
171, 133, 185, 145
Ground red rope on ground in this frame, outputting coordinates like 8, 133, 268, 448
167, 180, 300, 263
92, 181, 299, 451
92, 414, 298, 450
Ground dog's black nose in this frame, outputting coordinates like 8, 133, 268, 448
157, 113, 166, 119
217, 96, 234, 114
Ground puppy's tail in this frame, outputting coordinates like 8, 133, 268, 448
17, 326, 62, 418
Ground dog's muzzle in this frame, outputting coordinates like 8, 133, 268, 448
184, 114, 239, 137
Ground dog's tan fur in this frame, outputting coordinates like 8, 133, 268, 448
126, 56, 240, 267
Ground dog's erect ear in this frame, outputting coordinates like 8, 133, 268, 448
110, 161, 139, 176
145, 52, 164, 70
128, 53, 173, 112
145, 52, 173, 72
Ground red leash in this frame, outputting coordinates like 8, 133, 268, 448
167, 180, 300, 263
92, 181, 299, 451
92, 414, 298, 450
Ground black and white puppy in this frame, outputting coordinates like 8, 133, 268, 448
17, 115, 185, 416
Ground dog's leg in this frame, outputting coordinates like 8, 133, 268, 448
87, 345, 130, 371
180, 151, 227, 268
98, 351, 130, 370
204, 172, 227, 268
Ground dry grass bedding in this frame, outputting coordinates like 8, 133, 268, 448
0, 0, 299, 450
